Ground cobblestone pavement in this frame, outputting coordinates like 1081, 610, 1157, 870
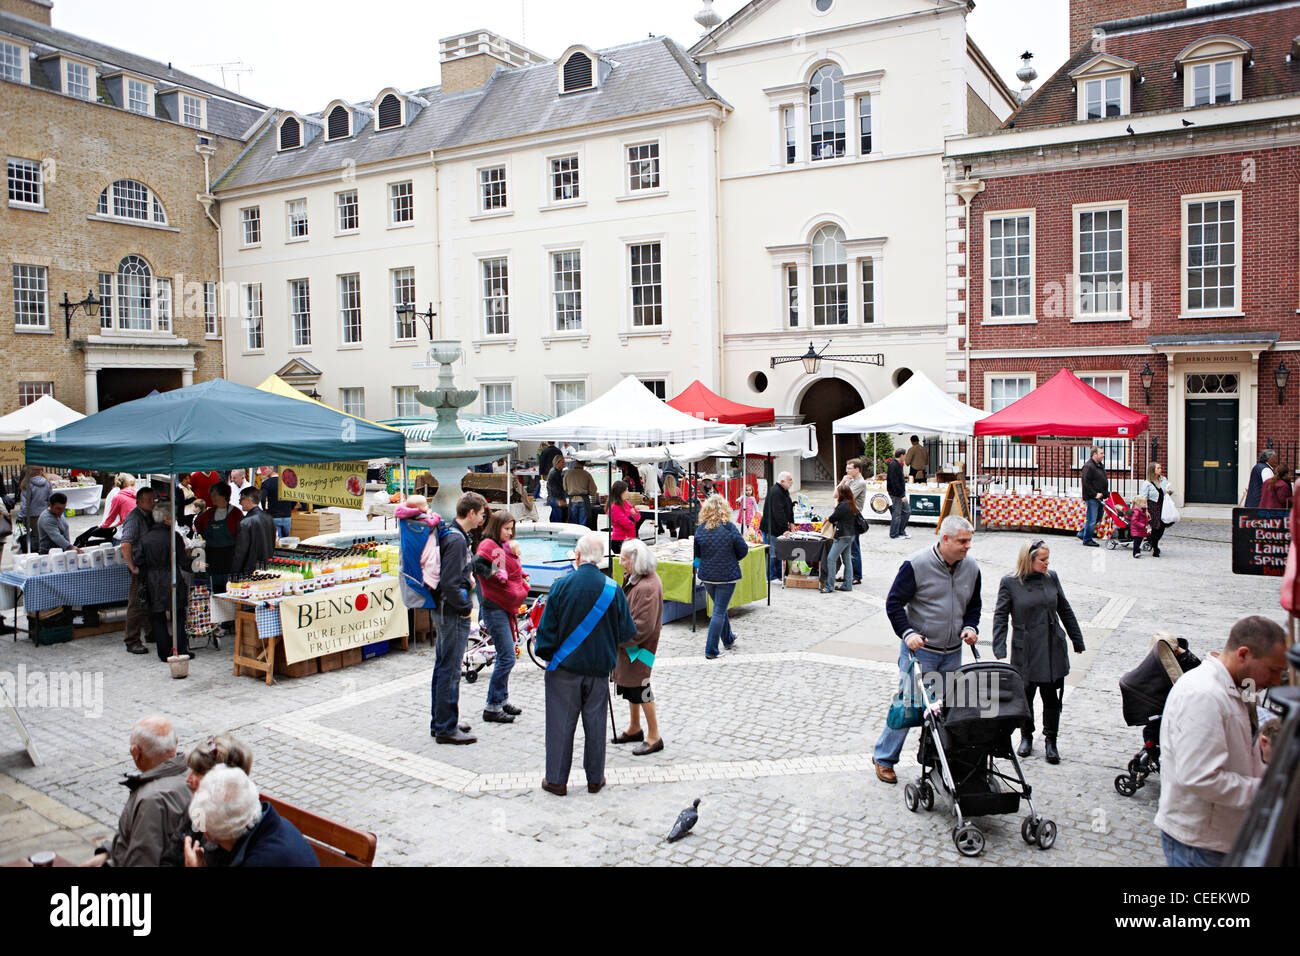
0, 509, 1279, 865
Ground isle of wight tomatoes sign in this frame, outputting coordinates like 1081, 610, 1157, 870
278, 461, 368, 510
279, 579, 408, 664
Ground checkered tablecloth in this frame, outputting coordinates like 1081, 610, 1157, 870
212, 575, 400, 639
0, 564, 131, 613
981, 494, 1115, 537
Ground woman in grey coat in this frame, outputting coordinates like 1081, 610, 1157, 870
992, 539, 1085, 764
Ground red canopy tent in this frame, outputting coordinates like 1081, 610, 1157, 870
667, 380, 775, 425
974, 369, 1149, 437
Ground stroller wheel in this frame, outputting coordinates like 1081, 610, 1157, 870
1107, 538, 1118, 550
1114, 774, 1138, 797
1021, 814, 1039, 844
919, 782, 935, 811
904, 783, 920, 812
463, 669, 478, 683
1035, 819, 1058, 850
953, 824, 985, 857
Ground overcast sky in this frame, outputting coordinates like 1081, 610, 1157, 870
52, 0, 1220, 112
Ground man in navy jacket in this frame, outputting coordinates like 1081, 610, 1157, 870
430, 492, 487, 745
872, 516, 981, 784
534, 533, 636, 796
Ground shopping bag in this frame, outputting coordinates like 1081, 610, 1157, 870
886, 655, 924, 729
1161, 496, 1180, 525
186, 583, 213, 636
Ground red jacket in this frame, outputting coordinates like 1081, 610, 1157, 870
609, 501, 640, 541
190, 471, 220, 507
476, 538, 529, 613
1261, 478, 1294, 511
1129, 506, 1150, 538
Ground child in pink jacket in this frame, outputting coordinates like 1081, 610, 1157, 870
608, 480, 641, 554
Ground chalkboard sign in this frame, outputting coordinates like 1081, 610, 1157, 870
935, 481, 971, 533
1231, 508, 1291, 576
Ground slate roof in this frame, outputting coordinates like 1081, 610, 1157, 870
0, 9, 266, 139
214, 37, 726, 191
1008, 0, 1300, 129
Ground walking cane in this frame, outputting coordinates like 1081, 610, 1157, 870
608, 677, 619, 744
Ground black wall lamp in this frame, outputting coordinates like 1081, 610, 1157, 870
1139, 362, 1154, 404
395, 302, 438, 340
59, 289, 101, 338
1275, 360, 1289, 405
770, 340, 884, 376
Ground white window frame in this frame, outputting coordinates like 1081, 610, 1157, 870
480, 256, 511, 337
546, 152, 583, 206
391, 266, 416, 342
114, 255, 153, 332
124, 76, 153, 116
983, 209, 1036, 325
242, 282, 263, 352
335, 189, 359, 234
338, 273, 362, 346
857, 94, 872, 156
550, 379, 588, 417
17, 382, 53, 407
627, 238, 665, 332
154, 276, 172, 333
1186, 59, 1240, 107
288, 278, 311, 348
638, 377, 668, 401
1072, 200, 1128, 322
6, 157, 43, 208
388, 180, 414, 227
286, 198, 309, 241
625, 140, 661, 193
99, 272, 115, 330
983, 373, 1037, 467
480, 381, 514, 417
809, 63, 846, 163
11, 264, 48, 330
203, 280, 218, 338
550, 248, 583, 333
786, 262, 801, 327
240, 205, 262, 247
0, 38, 28, 84
1181, 191, 1242, 317
180, 93, 206, 129
1077, 74, 1128, 121
475, 163, 511, 217
63, 58, 93, 100
393, 386, 420, 418
1074, 373, 1132, 470
97, 180, 167, 225
339, 388, 366, 418
810, 224, 849, 327
860, 257, 876, 324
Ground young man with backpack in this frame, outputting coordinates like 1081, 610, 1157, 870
430, 492, 488, 745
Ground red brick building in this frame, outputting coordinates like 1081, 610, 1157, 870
946, 0, 1300, 505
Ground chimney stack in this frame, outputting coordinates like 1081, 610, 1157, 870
438, 30, 548, 95
1069, 0, 1186, 53
0, 0, 53, 24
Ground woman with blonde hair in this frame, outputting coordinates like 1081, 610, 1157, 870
101, 473, 138, 530
693, 494, 749, 659
991, 539, 1086, 764
1139, 462, 1173, 558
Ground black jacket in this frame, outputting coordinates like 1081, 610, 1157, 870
1081, 458, 1108, 500
825, 501, 858, 538
546, 467, 566, 502
438, 522, 474, 615
992, 571, 1085, 684
759, 483, 794, 535
886, 458, 906, 498
232, 507, 276, 574
138, 526, 192, 614
538, 444, 562, 478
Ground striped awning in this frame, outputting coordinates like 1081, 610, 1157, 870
384, 410, 552, 442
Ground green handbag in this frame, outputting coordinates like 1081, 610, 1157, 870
886, 654, 924, 729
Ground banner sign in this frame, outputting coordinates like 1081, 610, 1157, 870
1231, 508, 1290, 576
278, 461, 367, 510
0, 441, 24, 467
279, 578, 408, 664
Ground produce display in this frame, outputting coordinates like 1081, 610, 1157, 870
221, 540, 399, 601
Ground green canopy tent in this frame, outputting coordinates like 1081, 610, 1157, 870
23, 379, 408, 662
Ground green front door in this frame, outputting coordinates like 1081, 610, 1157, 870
1185, 399, 1238, 504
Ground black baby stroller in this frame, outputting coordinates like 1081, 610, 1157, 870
904, 649, 1058, 856
1114, 633, 1201, 796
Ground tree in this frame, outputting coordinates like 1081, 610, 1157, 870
862, 433, 895, 477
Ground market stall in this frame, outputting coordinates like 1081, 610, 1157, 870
973, 369, 1150, 537
22, 379, 407, 679
612, 537, 769, 626
832, 372, 988, 526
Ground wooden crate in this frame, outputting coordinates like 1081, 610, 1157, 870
317, 651, 345, 673
273, 640, 319, 678
784, 573, 822, 590
291, 511, 341, 539
340, 647, 364, 668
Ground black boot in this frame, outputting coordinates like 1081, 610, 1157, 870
1017, 732, 1032, 757
1044, 736, 1060, 764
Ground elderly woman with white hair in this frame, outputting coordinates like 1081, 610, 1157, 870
184, 765, 318, 867
533, 533, 638, 796
613, 538, 664, 755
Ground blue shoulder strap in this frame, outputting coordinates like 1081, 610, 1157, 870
547, 575, 617, 672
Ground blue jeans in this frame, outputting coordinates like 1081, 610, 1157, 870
703, 582, 736, 656
547, 499, 566, 523
1079, 497, 1102, 543
569, 497, 588, 527
273, 517, 293, 539
430, 612, 471, 735
821, 536, 853, 589
479, 601, 516, 710
889, 497, 910, 537
763, 532, 781, 580
851, 534, 861, 580
873, 642, 964, 768
1161, 831, 1225, 867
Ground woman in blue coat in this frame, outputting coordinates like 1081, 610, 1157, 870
693, 495, 750, 660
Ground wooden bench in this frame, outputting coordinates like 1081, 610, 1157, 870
261, 793, 377, 867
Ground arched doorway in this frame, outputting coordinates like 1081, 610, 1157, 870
798, 377, 864, 482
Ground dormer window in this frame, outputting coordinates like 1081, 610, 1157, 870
377, 93, 402, 130
181, 93, 206, 129
1070, 53, 1136, 121
64, 59, 93, 100
125, 77, 152, 115
561, 51, 594, 93
1084, 77, 1122, 118
0, 39, 27, 84
1176, 35, 1250, 108
279, 115, 302, 151
326, 104, 350, 140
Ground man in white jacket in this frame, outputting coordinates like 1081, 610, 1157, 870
1155, 615, 1289, 866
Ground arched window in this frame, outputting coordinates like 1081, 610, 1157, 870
326, 104, 350, 140
96, 180, 167, 224
116, 255, 152, 331
279, 115, 301, 150
811, 225, 848, 325
376, 93, 403, 130
809, 64, 846, 161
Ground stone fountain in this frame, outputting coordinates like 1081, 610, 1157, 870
402, 340, 517, 520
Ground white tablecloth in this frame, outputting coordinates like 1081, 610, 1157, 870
57, 484, 103, 515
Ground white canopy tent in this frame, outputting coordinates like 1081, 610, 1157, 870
745, 424, 819, 458
832, 372, 988, 437
0, 395, 85, 439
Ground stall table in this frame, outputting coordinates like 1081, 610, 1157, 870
980, 493, 1115, 537
53, 483, 103, 516
0, 565, 130, 643
613, 542, 768, 626
772, 534, 831, 587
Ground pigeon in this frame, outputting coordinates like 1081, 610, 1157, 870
666, 798, 701, 842
1182, 119, 1195, 127
1126, 125, 1136, 135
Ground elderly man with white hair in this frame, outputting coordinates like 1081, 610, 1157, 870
87, 714, 191, 866
533, 533, 637, 796
759, 471, 796, 581
184, 765, 318, 867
